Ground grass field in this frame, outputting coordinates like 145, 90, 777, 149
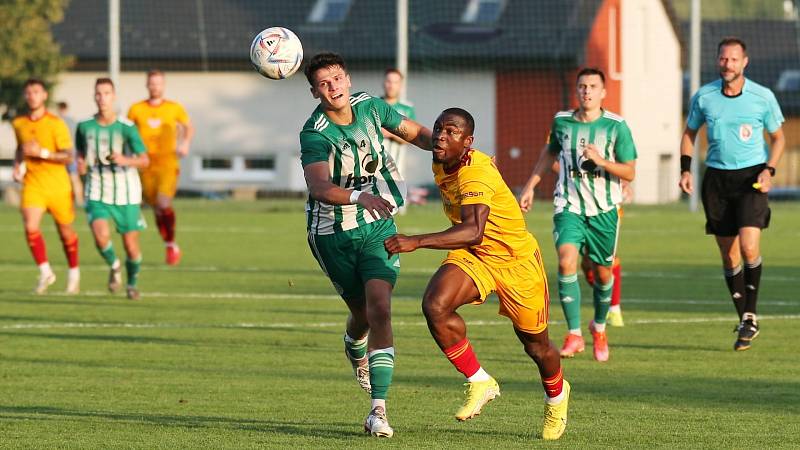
0, 199, 799, 449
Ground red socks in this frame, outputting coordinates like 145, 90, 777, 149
541, 367, 564, 398
61, 233, 79, 269
156, 208, 176, 243
443, 338, 481, 378
611, 262, 622, 307
26, 230, 48, 265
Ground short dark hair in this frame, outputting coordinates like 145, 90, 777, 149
23, 78, 46, 90
718, 37, 747, 55
57, 101, 68, 110
384, 68, 404, 79
304, 52, 348, 85
95, 77, 115, 90
576, 68, 606, 85
147, 69, 165, 78
441, 107, 475, 136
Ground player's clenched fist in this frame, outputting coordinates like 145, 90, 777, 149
357, 192, 394, 220
384, 234, 420, 256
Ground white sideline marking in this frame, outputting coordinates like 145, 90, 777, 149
2, 314, 800, 331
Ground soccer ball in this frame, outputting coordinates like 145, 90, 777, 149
249, 27, 303, 80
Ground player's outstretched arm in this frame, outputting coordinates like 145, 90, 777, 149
304, 161, 394, 220
678, 126, 699, 194
519, 145, 556, 212
384, 204, 489, 255
387, 118, 433, 151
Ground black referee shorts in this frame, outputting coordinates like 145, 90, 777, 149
701, 164, 771, 237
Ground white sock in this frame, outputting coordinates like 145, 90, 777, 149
568, 329, 582, 337
609, 304, 621, 313
166, 241, 178, 248
111, 259, 121, 270
467, 367, 491, 382
38, 262, 53, 276
545, 390, 566, 405
68, 267, 80, 278
371, 399, 386, 412
593, 322, 606, 333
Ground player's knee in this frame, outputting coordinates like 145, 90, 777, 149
740, 243, 759, 261
421, 294, 449, 321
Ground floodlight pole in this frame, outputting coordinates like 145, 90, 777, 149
689, 0, 701, 212
109, 0, 121, 88
397, 0, 409, 101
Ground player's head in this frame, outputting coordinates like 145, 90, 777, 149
57, 101, 68, 114
432, 108, 475, 165
305, 52, 352, 111
94, 78, 116, 113
146, 69, 166, 99
575, 68, 606, 112
383, 68, 404, 100
717, 37, 748, 83
23, 78, 48, 111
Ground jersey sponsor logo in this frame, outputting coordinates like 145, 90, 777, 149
361, 154, 378, 174
739, 124, 753, 141
345, 173, 376, 188
459, 191, 484, 199
147, 118, 162, 129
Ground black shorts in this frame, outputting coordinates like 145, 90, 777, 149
701, 164, 770, 236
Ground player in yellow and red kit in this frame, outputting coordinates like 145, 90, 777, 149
128, 70, 194, 265
12, 79, 80, 294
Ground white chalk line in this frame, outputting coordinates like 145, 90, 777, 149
2, 314, 800, 331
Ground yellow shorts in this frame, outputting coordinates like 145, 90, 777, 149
21, 186, 75, 225
140, 165, 180, 205
443, 248, 550, 334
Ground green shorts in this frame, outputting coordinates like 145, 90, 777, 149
553, 209, 619, 267
86, 200, 147, 234
307, 219, 400, 300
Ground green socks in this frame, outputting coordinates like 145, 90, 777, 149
558, 273, 582, 331
593, 277, 614, 325
125, 256, 142, 287
344, 333, 367, 360
98, 242, 119, 268
368, 348, 395, 400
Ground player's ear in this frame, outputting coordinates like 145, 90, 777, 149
345, 73, 352, 89
742, 55, 749, 70
310, 86, 319, 99
464, 135, 474, 148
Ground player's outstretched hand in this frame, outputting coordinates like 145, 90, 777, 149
678, 171, 693, 194
384, 234, 419, 256
357, 193, 394, 220
519, 188, 535, 212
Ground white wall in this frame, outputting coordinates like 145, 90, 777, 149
52, 70, 495, 191
621, 0, 683, 203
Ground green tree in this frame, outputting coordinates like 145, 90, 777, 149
0, 0, 73, 119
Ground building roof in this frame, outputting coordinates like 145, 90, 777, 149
53, 0, 605, 70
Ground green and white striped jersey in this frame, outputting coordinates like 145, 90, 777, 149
300, 92, 406, 235
546, 109, 637, 216
75, 116, 146, 205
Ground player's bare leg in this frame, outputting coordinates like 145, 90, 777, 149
422, 265, 500, 421
343, 295, 371, 394
361, 279, 395, 437
91, 220, 123, 294
514, 328, 570, 440
557, 244, 584, 357
122, 231, 143, 300
155, 193, 180, 265
57, 222, 80, 294
22, 207, 55, 294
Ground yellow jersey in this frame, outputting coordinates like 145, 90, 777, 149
12, 112, 73, 193
127, 99, 190, 166
433, 148, 537, 266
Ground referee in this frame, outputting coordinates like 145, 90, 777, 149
679, 37, 785, 351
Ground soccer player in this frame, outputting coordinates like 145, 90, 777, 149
127, 70, 194, 265
380, 68, 416, 178
519, 68, 637, 362
300, 52, 432, 438
76, 78, 150, 300
679, 37, 785, 351
12, 78, 80, 294
384, 108, 570, 441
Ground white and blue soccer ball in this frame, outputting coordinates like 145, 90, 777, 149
249, 27, 303, 80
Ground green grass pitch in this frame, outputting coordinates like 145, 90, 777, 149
0, 199, 798, 448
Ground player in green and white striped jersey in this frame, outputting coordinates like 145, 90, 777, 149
300, 53, 432, 438
519, 68, 637, 363
76, 78, 150, 300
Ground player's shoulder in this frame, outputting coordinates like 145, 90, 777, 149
117, 116, 136, 127
11, 115, 28, 128
460, 149, 496, 174
744, 78, 779, 102
552, 110, 574, 124
695, 79, 722, 98
350, 91, 373, 107
128, 100, 149, 111
602, 110, 626, 123
77, 116, 96, 127
302, 107, 331, 135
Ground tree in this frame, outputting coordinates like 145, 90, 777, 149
0, 0, 73, 119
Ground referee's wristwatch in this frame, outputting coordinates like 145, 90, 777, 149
765, 166, 776, 177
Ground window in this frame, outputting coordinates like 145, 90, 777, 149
308, 0, 352, 24
244, 157, 275, 170
462, 0, 506, 24
202, 158, 232, 170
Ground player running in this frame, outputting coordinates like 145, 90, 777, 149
300, 52, 432, 438
385, 108, 570, 441
519, 68, 637, 362
76, 78, 150, 300
127, 70, 194, 265
12, 78, 80, 294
